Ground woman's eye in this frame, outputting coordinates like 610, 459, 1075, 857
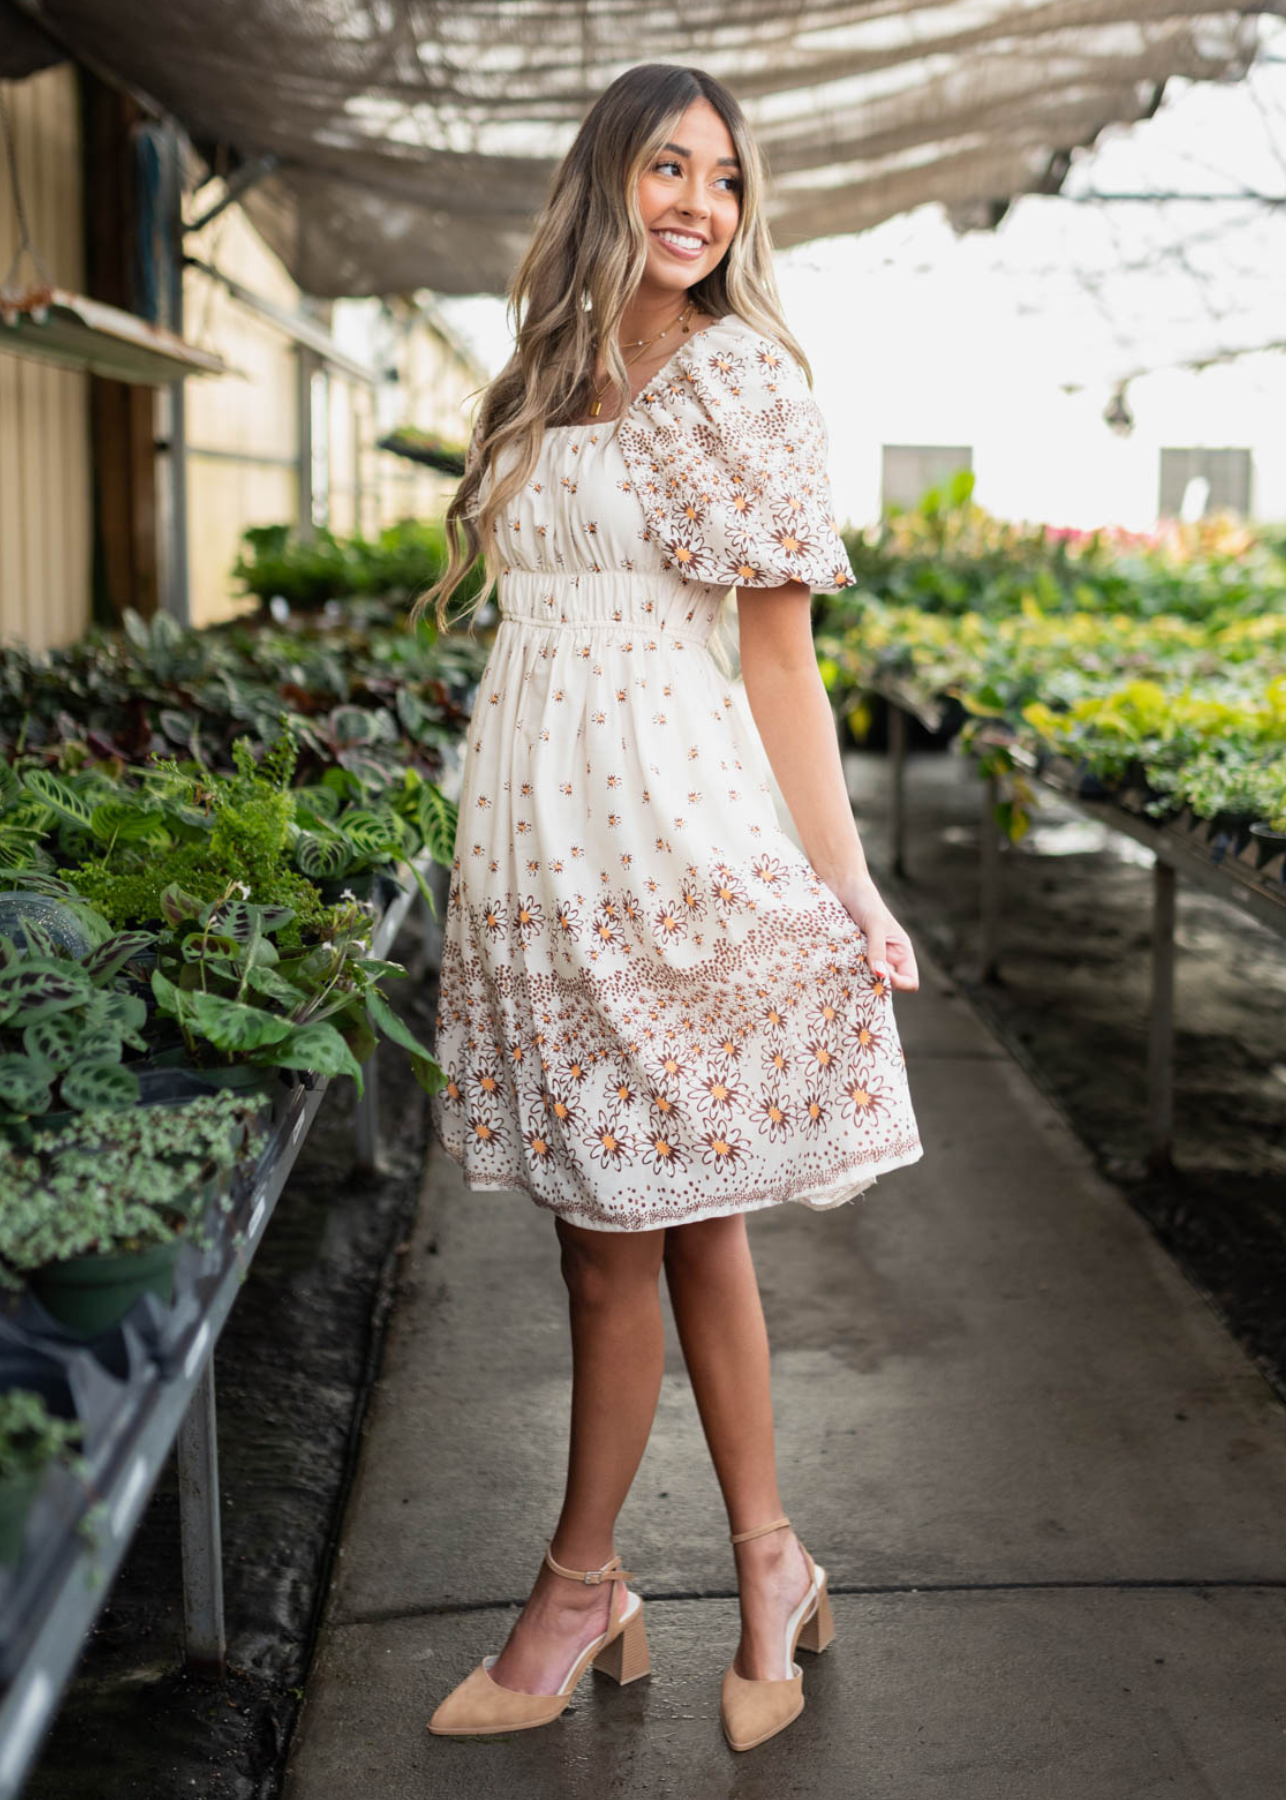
653, 159, 740, 192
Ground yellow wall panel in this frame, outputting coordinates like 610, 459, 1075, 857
0, 65, 91, 651
187, 454, 297, 628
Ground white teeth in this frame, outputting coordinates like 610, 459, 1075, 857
656, 230, 704, 250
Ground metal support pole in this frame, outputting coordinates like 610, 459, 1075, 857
888, 701, 908, 879
979, 772, 1001, 982
1146, 858, 1177, 1171
175, 1358, 225, 1678
354, 1054, 381, 1175
296, 345, 316, 542
154, 119, 190, 625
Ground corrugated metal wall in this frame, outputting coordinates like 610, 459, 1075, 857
0, 64, 480, 650
0, 64, 92, 651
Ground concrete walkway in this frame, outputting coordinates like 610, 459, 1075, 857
281, 944, 1286, 1799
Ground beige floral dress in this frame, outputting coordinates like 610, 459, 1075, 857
428, 311, 923, 1231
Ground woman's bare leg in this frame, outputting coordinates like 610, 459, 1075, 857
488, 1214, 667, 1692
662, 1212, 814, 1680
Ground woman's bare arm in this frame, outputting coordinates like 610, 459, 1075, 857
735, 582, 919, 992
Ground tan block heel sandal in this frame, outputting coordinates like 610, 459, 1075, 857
427, 1542, 650, 1736
719, 1514, 835, 1752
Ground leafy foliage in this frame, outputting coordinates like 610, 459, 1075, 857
0, 1093, 265, 1287
64, 737, 326, 936
836, 471, 1286, 624
817, 486, 1286, 840
0, 924, 153, 1127
148, 887, 436, 1098
0, 1388, 86, 1483
230, 518, 484, 612
0, 573, 488, 776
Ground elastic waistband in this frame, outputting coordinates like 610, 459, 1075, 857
497, 568, 728, 638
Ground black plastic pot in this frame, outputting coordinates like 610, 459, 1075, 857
1202, 809, 1258, 864
132, 1062, 283, 1108
1249, 820, 1286, 873
315, 868, 404, 910
29, 1237, 181, 1337
1069, 758, 1115, 799
0, 1321, 160, 1668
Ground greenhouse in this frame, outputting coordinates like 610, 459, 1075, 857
1, 3, 1285, 1796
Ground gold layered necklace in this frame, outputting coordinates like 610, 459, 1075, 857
587, 296, 697, 417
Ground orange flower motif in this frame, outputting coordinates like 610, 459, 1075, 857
754, 1092, 795, 1142
700, 1129, 748, 1172
642, 1132, 687, 1175
652, 901, 686, 941
426, 319, 922, 1227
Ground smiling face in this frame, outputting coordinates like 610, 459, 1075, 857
636, 97, 742, 298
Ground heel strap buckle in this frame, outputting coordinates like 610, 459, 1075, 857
544, 1541, 634, 1584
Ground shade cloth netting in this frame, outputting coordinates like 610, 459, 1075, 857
2, 0, 1279, 298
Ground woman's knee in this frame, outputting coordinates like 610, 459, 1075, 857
555, 1215, 666, 1303
662, 1209, 747, 1276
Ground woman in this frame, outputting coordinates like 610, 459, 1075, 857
420, 61, 923, 1751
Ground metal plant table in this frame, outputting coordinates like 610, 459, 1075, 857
876, 680, 1286, 1171
0, 857, 445, 1799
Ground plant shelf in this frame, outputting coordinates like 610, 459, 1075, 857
0, 287, 227, 386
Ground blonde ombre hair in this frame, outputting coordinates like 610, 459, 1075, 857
415, 61, 812, 635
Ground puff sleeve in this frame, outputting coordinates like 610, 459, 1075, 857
615, 316, 857, 593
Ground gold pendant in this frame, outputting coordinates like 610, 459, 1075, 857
588, 398, 601, 417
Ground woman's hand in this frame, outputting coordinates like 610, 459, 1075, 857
829, 874, 920, 993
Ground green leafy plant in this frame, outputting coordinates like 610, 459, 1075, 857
0, 574, 488, 792
292, 765, 456, 912
230, 518, 464, 612
0, 1092, 265, 1290
376, 427, 468, 477
148, 885, 441, 1098
0, 923, 154, 1127
814, 533, 1286, 843
0, 1388, 86, 1482
0, 758, 55, 876
64, 736, 326, 938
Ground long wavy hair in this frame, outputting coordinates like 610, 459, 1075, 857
415, 61, 811, 635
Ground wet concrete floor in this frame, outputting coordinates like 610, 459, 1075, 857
850, 736, 1286, 1394
280, 796, 1286, 1797
25, 740, 1286, 1797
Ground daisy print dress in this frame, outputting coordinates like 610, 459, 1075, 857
428, 310, 923, 1231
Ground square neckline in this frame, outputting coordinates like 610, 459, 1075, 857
543, 312, 743, 432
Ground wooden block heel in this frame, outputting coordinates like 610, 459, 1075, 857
591, 1602, 650, 1683
797, 1574, 834, 1653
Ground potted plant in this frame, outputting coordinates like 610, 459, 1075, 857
1248, 764, 1286, 860
0, 1386, 86, 1563
0, 922, 156, 1137
0, 1093, 265, 1334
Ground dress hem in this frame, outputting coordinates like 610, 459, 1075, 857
427, 1125, 924, 1233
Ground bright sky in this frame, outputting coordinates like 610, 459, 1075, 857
435, 19, 1286, 531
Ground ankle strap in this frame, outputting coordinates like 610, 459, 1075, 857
544, 1542, 634, 1585
729, 1514, 791, 1544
